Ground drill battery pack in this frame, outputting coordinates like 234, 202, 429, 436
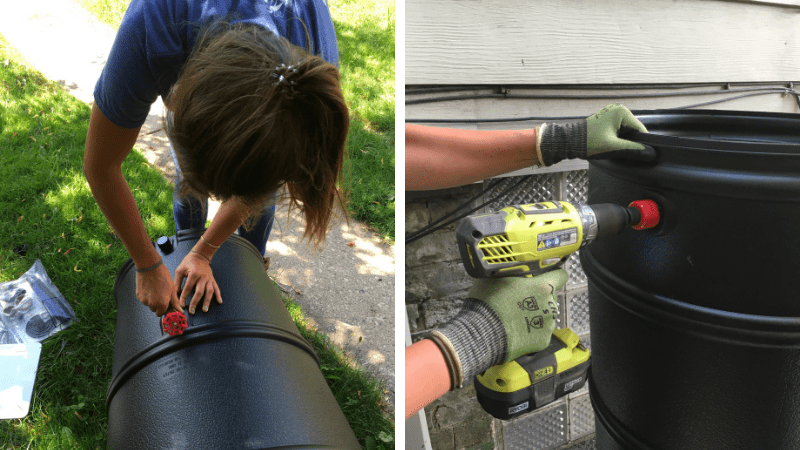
475, 328, 590, 420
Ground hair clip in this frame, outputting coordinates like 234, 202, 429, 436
272, 64, 299, 88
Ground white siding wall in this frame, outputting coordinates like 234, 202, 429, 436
407, 0, 800, 85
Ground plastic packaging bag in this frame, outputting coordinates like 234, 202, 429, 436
0, 260, 75, 344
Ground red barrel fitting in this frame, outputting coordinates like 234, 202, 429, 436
629, 200, 660, 230
162, 310, 188, 336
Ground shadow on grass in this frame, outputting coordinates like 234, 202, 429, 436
343, 119, 395, 238
1, 40, 177, 446
328, 0, 396, 240
333, 15, 395, 133
284, 297, 394, 448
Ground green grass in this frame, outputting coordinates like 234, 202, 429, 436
75, 0, 128, 27
0, 38, 164, 449
330, 0, 395, 239
0, 35, 392, 449
285, 297, 394, 450
77, 0, 396, 240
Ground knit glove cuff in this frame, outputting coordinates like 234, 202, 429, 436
539, 120, 588, 166
435, 298, 507, 387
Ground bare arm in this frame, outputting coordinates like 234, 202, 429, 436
85, 103, 182, 316
405, 124, 541, 191
84, 103, 160, 268
188, 199, 253, 262
406, 339, 452, 420
174, 198, 254, 314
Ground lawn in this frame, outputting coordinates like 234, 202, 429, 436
77, 0, 396, 240
0, 35, 393, 449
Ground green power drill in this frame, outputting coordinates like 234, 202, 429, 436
456, 199, 659, 419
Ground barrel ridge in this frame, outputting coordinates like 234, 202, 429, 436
581, 248, 800, 348
106, 320, 319, 407
589, 375, 658, 450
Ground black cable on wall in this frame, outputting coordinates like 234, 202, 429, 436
405, 83, 800, 123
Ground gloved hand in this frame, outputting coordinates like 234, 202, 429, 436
428, 269, 568, 388
538, 104, 655, 166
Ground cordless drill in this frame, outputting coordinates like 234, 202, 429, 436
457, 200, 659, 279
456, 199, 659, 419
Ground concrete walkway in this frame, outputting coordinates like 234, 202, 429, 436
0, 0, 395, 411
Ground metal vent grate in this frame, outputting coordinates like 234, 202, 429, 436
486, 174, 558, 212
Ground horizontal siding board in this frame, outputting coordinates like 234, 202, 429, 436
406, 0, 800, 84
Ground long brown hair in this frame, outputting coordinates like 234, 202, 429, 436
166, 21, 349, 246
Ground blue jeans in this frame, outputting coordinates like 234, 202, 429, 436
170, 145, 275, 256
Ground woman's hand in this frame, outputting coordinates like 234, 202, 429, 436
135, 264, 183, 317
174, 251, 222, 315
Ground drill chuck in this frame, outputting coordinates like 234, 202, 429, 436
583, 200, 659, 245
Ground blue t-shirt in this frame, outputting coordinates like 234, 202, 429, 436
94, 0, 339, 129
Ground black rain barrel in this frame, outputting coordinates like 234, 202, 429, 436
107, 229, 360, 449
582, 110, 800, 450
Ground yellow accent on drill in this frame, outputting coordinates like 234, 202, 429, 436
477, 234, 515, 263
553, 328, 589, 372
476, 360, 533, 393
475, 201, 583, 268
553, 328, 580, 350
465, 243, 475, 268
476, 328, 590, 393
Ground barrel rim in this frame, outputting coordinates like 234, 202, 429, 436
106, 320, 320, 408
629, 109, 800, 155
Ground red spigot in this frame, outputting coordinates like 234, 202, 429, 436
162, 310, 187, 336
629, 200, 660, 230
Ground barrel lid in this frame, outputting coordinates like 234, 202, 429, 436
593, 110, 800, 199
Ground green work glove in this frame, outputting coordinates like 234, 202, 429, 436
538, 104, 655, 166
430, 269, 567, 387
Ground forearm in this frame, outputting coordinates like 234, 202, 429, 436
405, 124, 541, 191
84, 103, 157, 268
405, 297, 508, 420
405, 339, 452, 420
86, 168, 161, 268
190, 199, 253, 261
